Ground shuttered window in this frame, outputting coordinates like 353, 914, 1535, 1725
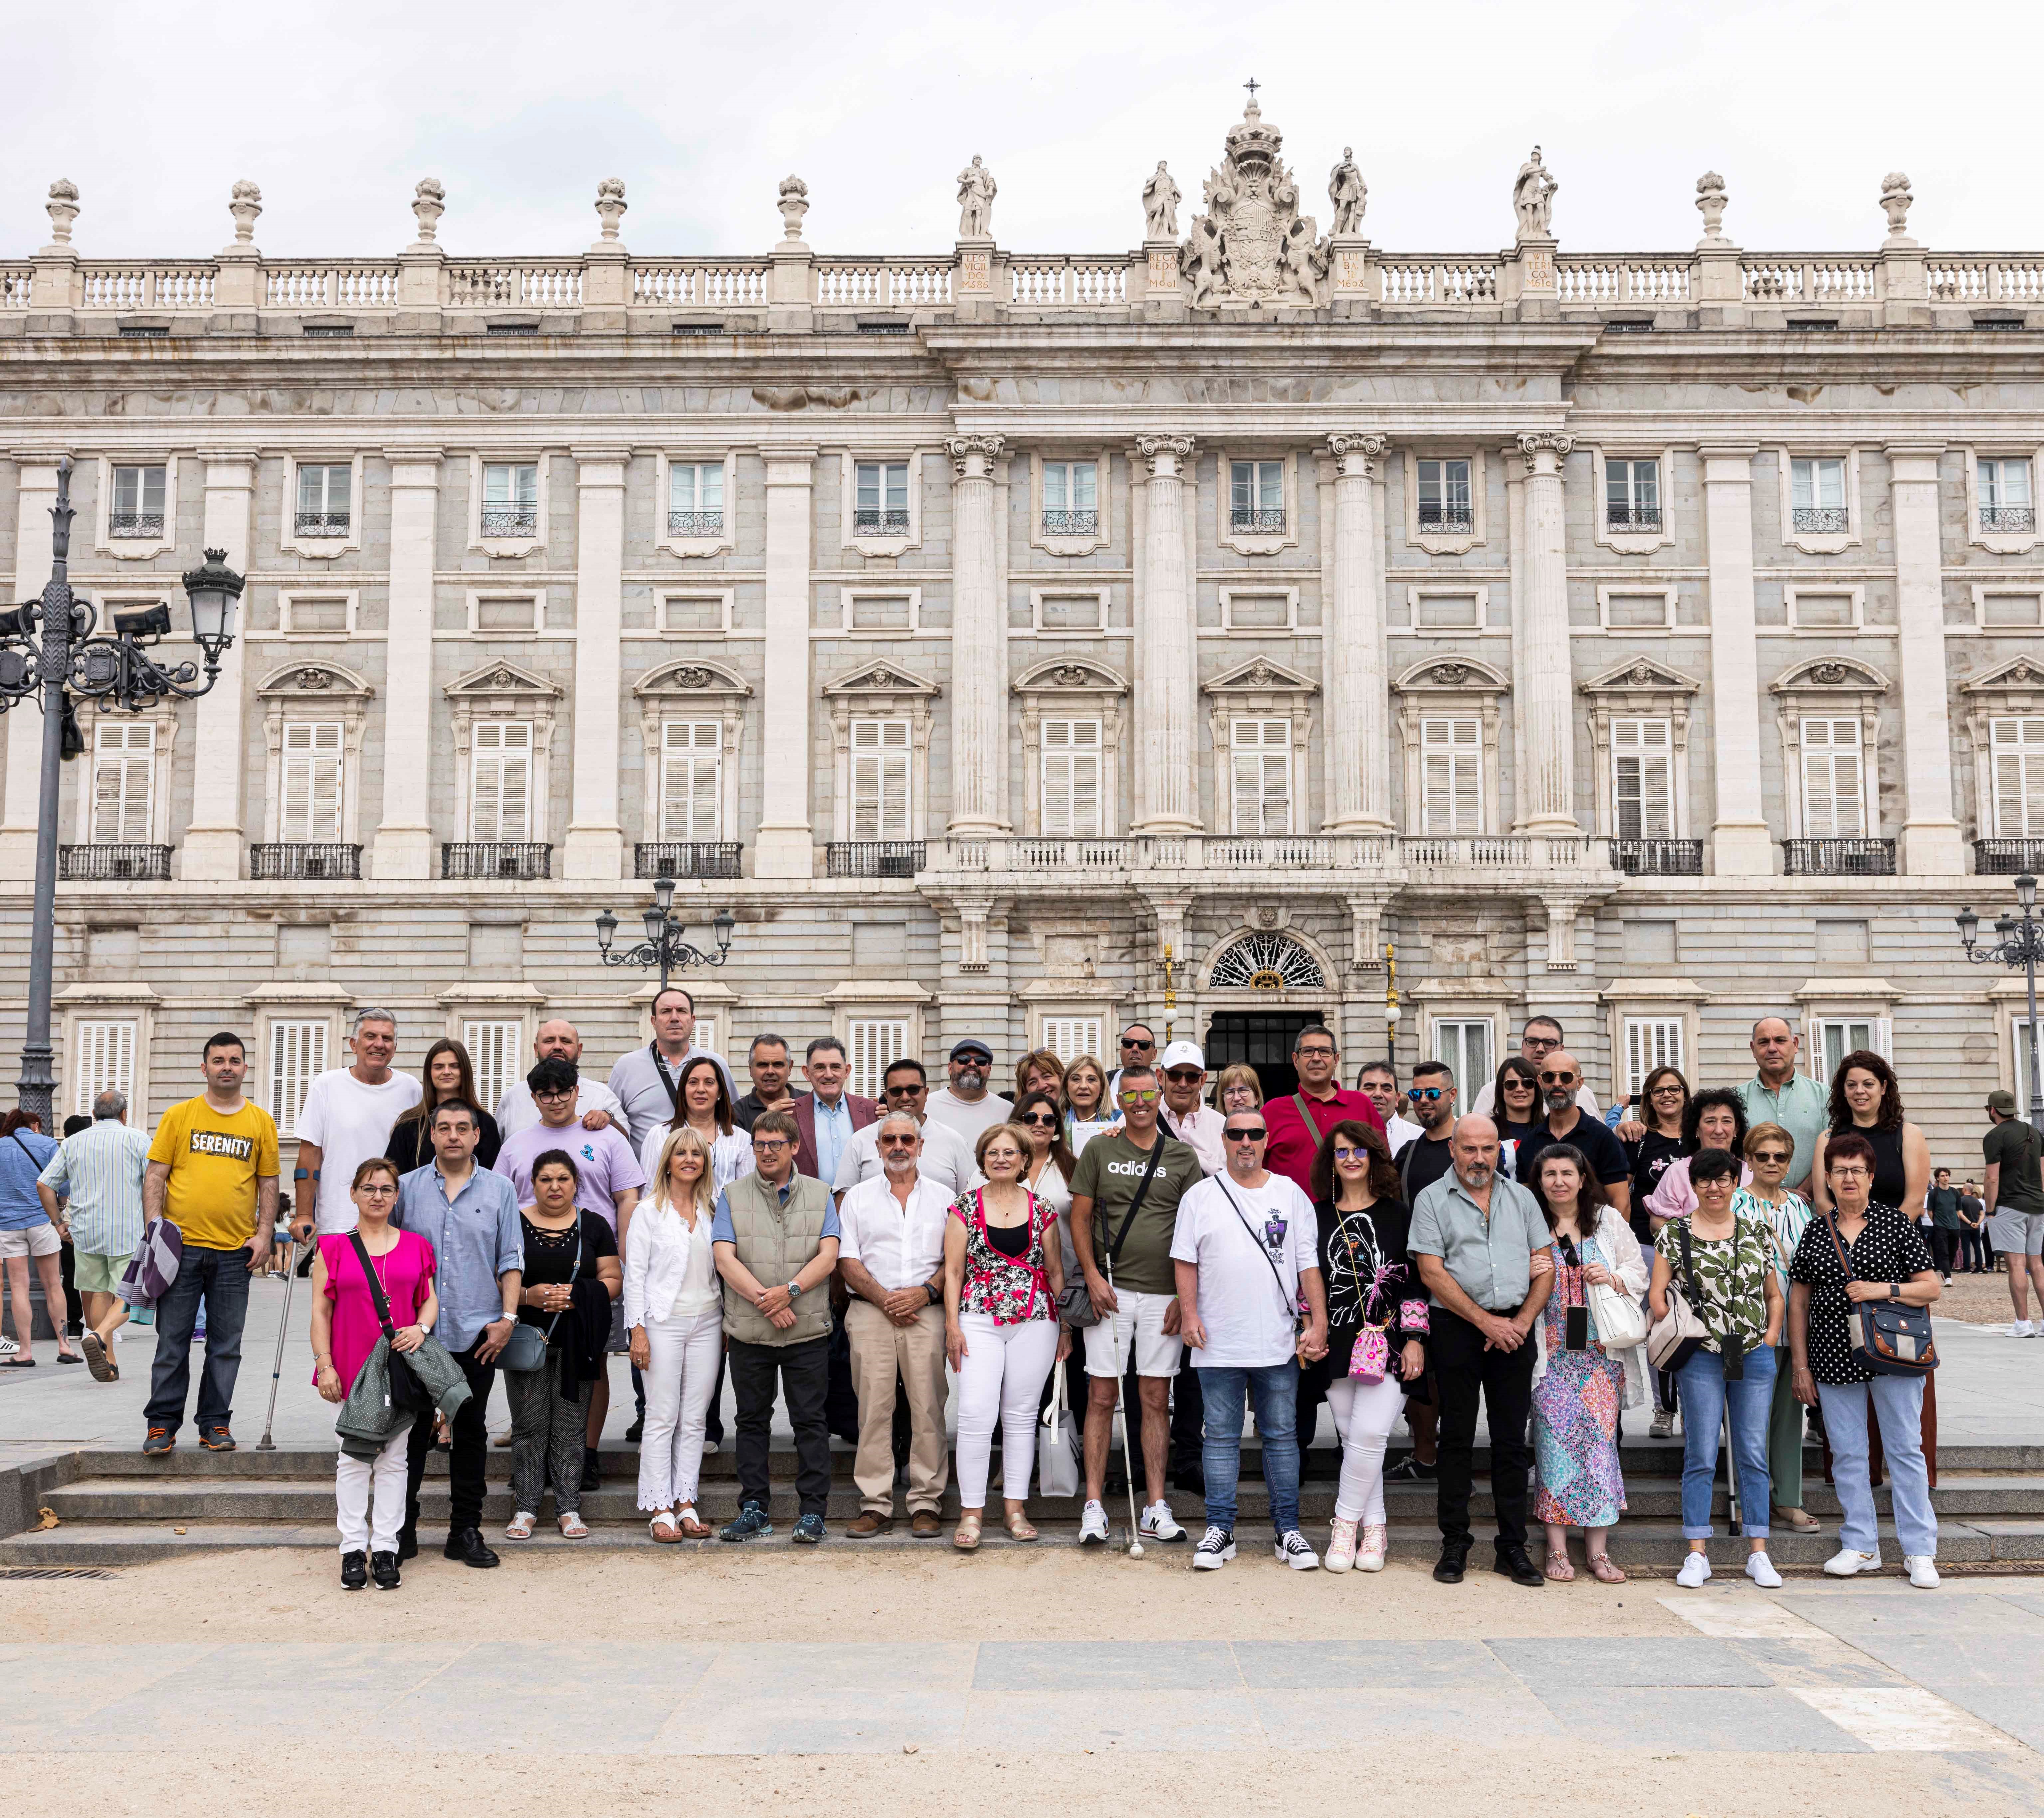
470, 722, 532, 840
847, 1019, 909, 1101
1230, 718, 1292, 834
90, 721, 154, 843
1612, 718, 1674, 839
1800, 718, 1866, 837
280, 721, 344, 842
267, 1019, 327, 1139
1815, 1018, 1885, 1085
71, 1021, 136, 1118
850, 720, 911, 840
463, 1020, 522, 1114
1420, 717, 1482, 834
659, 721, 721, 841
1992, 717, 2044, 837
1042, 719, 1103, 837
1621, 1017, 1684, 1097
1042, 1018, 1103, 1064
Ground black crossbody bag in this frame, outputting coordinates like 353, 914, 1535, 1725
1213, 1177, 1306, 1336
349, 1231, 432, 1415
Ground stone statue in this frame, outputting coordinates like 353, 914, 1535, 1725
411, 177, 445, 244
777, 174, 810, 241
1512, 145, 1557, 241
1880, 170, 1914, 240
1328, 147, 1366, 234
228, 179, 263, 246
1143, 161, 1181, 239
956, 155, 996, 239
593, 176, 627, 243
1179, 95, 1323, 307
46, 178, 80, 247
1695, 171, 1729, 242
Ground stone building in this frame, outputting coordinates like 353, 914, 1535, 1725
3, 105, 2041, 1157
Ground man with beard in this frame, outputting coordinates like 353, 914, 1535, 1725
1513, 1050, 1631, 1222
923, 1040, 1010, 1146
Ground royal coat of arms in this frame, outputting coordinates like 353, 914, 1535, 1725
1181, 97, 1324, 309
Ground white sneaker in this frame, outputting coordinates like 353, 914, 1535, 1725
1745, 1551, 1783, 1589
1676, 1551, 1712, 1588
1823, 1546, 1883, 1577
0, 1333, 14, 1356
1906, 1555, 1942, 1589
1139, 1500, 1185, 1543
1192, 1524, 1235, 1570
1325, 1517, 1358, 1573
2010, 1321, 2036, 1338
1078, 1500, 1110, 1546
1274, 1530, 1321, 1571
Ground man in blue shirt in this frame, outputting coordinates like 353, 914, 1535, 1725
394, 1100, 522, 1568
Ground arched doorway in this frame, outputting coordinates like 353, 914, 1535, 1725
1202, 930, 1329, 1101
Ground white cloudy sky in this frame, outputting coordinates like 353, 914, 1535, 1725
7, 0, 2034, 260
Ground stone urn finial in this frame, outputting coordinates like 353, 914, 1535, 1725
1695, 171, 1729, 242
594, 176, 628, 242
777, 174, 810, 242
228, 179, 263, 246
411, 177, 446, 244
45, 178, 79, 247
1880, 170, 1914, 241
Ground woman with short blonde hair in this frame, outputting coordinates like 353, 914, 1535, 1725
1062, 1055, 1116, 1153
1216, 1065, 1263, 1115
1014, 1048, 1068, 1105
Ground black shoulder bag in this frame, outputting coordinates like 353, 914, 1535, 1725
1061, 1137, 1166, 1331
349, 1232, 432, 1415
1214, 1177, 1306, 1335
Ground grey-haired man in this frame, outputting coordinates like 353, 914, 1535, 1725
292, 1008, 423, 1243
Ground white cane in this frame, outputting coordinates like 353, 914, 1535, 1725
256, 1238, 300, 1453
1105, 1255, 1145, 1557
1722, 1403, 1739, 1536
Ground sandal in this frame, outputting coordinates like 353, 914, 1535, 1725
649, 1510, 681, 1544
953, 1514, 982, 1552
558, 1512, 590, 1539
1004, 1509, 1039, 1543
676, 1506, 711, 1540
1774, 1506, 1821, 1533
505, 1509, 537, 1540
1543, 1554, 1576, 1582
1587, 1553, 1628, 1584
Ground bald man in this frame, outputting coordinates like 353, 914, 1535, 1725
493, 1021, 625, 1139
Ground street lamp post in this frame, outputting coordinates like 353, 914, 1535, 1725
0, 458, 242, 1129
1383, 939, 1399, 1072
593, 874, 735, 991
1957, 872, 2044, 1135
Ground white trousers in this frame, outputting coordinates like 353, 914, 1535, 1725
335, 1427, 409, 1555
638, 1305, 724, 1511
1325, 1372, 1408, 1525
955, 1312, 1059, 1508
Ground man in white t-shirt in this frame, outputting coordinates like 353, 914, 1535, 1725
833, 1059, 975, 1196
291, 1008, 423, 1240
922, 1040, 1011, 1145
494, 1020, 625, 1139
1171, 1106, 1327, 1573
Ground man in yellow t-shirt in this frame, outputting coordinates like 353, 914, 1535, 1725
141, 1032, 279, 1456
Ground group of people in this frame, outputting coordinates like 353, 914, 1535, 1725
3, 994, 1994, 1594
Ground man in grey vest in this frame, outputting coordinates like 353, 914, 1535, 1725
712, 1107, 840, 1543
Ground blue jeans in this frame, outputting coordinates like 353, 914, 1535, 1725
144, 1245, 251, 1436
1197, 1363, 1300, 1536
1818, 1376, 1937, 1558
1675, 1344, 1775, 1539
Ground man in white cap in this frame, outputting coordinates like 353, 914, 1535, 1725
1158, 1041, 1225, 1177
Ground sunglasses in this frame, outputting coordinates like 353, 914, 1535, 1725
1408, 1086, 1448, 1102
878, 1134, 918, 1148
1332, 1144, 1372, 1162
1539, 1071, 1579, 1086
1118, 1089, 1159, 1105
1164, 1069, 1203, 1084
1121, 1038, 1154, 1051
1751, 1150, 1791, 1164
1019, 1112, 1058, 1128
1227, 1126, 1267, 1143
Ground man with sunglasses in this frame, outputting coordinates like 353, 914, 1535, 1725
1158, 1041, 1226, 1176
925, 1040, 1011, 1146
1263, 1025, 1383, 1196
1105, 1023, 1158, 1105
1392, 1061, 1459, 1205
1513, 1051, 1632, 1221
832, 1059, 975, 1196
1470, 1017, 1598, 1119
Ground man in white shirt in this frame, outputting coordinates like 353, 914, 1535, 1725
607, 986, 735, 1149
923, 1040, 1010, 1144
1172, 1108, 1327, 1573
291, 1008, 423, 1241
494, 1020, 625, 1139
1158, 1041, 1225, 1175
1360, 1061, 1424, 1153
834, 1058, 975, 1195
1469, 1016, 1599, 1119
835, 1112, 953, 1539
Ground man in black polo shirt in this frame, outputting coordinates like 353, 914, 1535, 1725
1514, 1050, 1632, 1219
1392, 1061, 1458, 1203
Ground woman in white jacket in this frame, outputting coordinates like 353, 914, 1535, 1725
1528, 1144, 1650, 1583
626, 1126, 722, 1541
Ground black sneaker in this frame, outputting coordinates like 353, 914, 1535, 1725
340, 1550, 368, 1591
624, 1416, 645, 1444
200, 1424, 237, 1453
719, 1500, 773, 1543
1385, 1454, 1436, 1482
142, 1425, 175, 1457
791, 1512, 827, 1545
580, 1454, 601, 1493
370, 1550, 401, 1590
1192, 1525, 1236, 1571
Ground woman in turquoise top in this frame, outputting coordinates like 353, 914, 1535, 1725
1736, 1121, 1816, 1534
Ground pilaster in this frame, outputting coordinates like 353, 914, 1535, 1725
754, 447, 818, 878
563, 449, 630, 879
1888, 445, 1965, 873
1701, 446, 1773, 874
1131, 435, 1200, 836
1325, 434, 1393, 832
180, 453, 262, 879
1512, 433, 1578, 833
945, 435, 1009, 834
0, 459, 63, 880
368, 452, 443, 880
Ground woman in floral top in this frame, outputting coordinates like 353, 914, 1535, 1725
943, 1121, 1069, 1550
1736, 1121, 1817, 1534
1650, 1146, 1784, 1591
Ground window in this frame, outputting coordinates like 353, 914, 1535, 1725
70, 1021, 136, 1119
847, 1019, 909, 1101
1621, 1017, 1684, 1097
295, 463, 352, 538
854, 461, 910, 535
1416, 458, 1473, 529
1230, 718, 1292, 835
1433, 1020, 1493, 1095
1229, 460, 1285, 532
658, 721, 721, 840
1042, 719, 1103, 838
470, 722, 532, 840
463, 1020, 522, 1114
267, 1020, 328, 1139
1041, 1017, 1104, 1063
850, 719, 912, 839
1980, 457, 2036, 533
280, 722, 344, 843
1992, 718, 2044, 836
89, 721, 154, 844
1799, 718, 1866, 837
1043, 460, 1098, 535
1612, 719, 1674, 839
1605, 458, 1661, 531
481, 462, 538, 538
668, 461, 724, 537
1814, 1017, 1883, 1085
1789, 457, 1848, 534
2016, 1020, 2037, 1106
110, 464, 166, 539
1420, 717, 1482, 834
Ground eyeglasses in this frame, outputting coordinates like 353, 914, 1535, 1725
358, 1183, 397, 1198
1120, 1037, 1154, 1051
1164, 1069, 1203, 1084
753, 1137, 790, 1151
1018, 1112, 1058, 1128
1539, 1071, 1579, 1086
1408, 1086, 1448, 1102
1118, 1089, 1159, 1105
1227, 1127, 1267, 1143
1649, 1083, 1685, 1098
533, 1088, 575, 1103
878, 1135, 918, 1148
1751, 1150, 1792, 1165
1296, 1045, 1336, 1059
1332, 1144, 1371, 1162
1829, 1163, 1869, 1179
1524, 1035, 1561, 1051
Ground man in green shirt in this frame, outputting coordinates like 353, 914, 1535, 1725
1069, 1065, 1201, 1547
1736, 1017, 1828, 1196
1983, 1090, 2044, 1335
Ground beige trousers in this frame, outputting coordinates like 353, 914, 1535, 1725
846, 1298, 950, 1515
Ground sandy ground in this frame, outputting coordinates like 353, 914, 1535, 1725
1938, 1265, 2044, 1324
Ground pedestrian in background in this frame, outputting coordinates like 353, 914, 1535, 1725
37, 1092, 148, 1377
0, 1108, 72, 1367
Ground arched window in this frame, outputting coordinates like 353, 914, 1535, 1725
1207, 931, 1326, 992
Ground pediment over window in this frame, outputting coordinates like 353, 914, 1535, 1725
1392, 655, 1510, 694
633, 658, 753, 703
1581, 657, 1702, 699
822, 660, 941, 701
1201, 655, 1319, 699
256, 660, 374, 702
1013, 656, 1128, 697
1961, 654, 2044, 697
1769, 656, 1889, 699
445, 659, 563, 703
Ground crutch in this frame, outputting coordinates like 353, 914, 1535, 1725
1106, 1256, 1145, 1556
256, 1238, 299, 1453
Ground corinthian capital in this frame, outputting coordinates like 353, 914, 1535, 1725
1328, 433, 1389, 475
945, 434, 1005, 477
1516, 431, 1576, 474
1135, 434, 1197, 475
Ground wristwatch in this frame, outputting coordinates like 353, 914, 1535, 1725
786, 1280, 803, 1301
925, 1281, 941, 1306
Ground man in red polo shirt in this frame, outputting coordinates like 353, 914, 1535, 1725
1262, 1025, 1385, 1194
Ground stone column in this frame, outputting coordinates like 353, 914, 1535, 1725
1132, 435, 1200, 835
0, 460, 63, 880
369, 452, 443, 880
945, 435, 1008, 835
1701, 446, 1773, 874
1326, 435, 1392, 832
1512, 433, 1578, 832
1889, 444, 1964, 873
563, 448, 628, 880
754, 447, 818, 878
180, 453, 261, 880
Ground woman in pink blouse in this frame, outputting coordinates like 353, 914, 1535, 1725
1646, 1089, 1751, 1232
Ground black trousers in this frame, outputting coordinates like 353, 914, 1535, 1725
1929, 1227, 1956, 1276
728, 1334, 832, 1518
826, 1302, 862, 1441
1432, 1306, 1536, 1555
402, 1338, 497, 1542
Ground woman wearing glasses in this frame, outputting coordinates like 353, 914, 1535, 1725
1623, 1066, 1692, 1241
1737, 1122, 1818, 1534
1645, 1088, 1750, 1231
1490, 1057, 1542, 1179
1216, 1065, 1264, 1116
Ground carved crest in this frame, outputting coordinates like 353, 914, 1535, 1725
1182, 97, 1322, 309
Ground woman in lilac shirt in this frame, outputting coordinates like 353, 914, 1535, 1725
1646, 1089, 1751, 1233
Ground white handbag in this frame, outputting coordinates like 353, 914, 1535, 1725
1036, 1362, 1081, 1499
1583, 1223, 1649, 1350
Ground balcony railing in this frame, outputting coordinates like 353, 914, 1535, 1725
479, 509, 537, 538
109, 511, 164, 540
58, 843, 171, 881
250, 842, 362, 881
924, 832, 1606, 875
1416, 503, 1475, 531
1611, 837, 1703, 876
1980, 505, 2037, 533
295, 512, 351, 539
1403, 833, 1607, 870
667, 510, 724, 538
1605, 505, 1663, 533
1229, 506, 1287, 533
1783, 837, 1895, 876
1790, 506, 1850, 534
442, 841, 552, 880
852, 508, 910, 536
827, 840, 924, 878
1975, 838, 2044, 875
1041, 509, 1099, 536
636, 841, 742, 880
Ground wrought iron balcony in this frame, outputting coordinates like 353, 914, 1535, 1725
1610, 837, 1704, 876
852, 508, 910, 536
295, 511, 351, 539
109, 511, 165, 540
1975, 837, 2044, 875
250, 842, 362, 881
442, 840, 553, 880
827, 840, 924, 879
1229, 506, 1287, 533
1605, 505, 1663, 532
59, 843, 171, 881
636, 840, 742, 880
1980, 505, 2037, 533
1417, 503, 1476, 531
1790, 506, 1849, 534
480, 508, 537, 538
1041, 508, 1099, 536
1782, 836, 1895, 876
667, 510, 724, 538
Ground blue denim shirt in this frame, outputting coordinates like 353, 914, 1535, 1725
811, 1095, 853, 1193
394, 1161, 523, 1351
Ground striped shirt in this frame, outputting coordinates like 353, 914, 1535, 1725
37, 1119, 151, 1258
